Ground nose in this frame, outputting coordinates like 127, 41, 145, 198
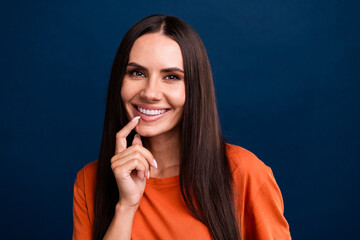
139, 75, 162, 102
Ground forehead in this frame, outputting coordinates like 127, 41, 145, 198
128, 33, 183, 69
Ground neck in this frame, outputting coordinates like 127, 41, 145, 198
144, 127, 181, 178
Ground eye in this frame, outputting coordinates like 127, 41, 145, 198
128, 70, 145, 78
164, 74, 181, 80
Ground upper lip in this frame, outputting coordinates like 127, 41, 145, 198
132, 103, 170, 110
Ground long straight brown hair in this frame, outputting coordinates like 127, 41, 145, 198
93, 14, 240, 240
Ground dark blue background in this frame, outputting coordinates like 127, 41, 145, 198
1, 0, 359, 239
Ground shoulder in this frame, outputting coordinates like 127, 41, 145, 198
74, 160, 98, 192
73, 161, 98, 234
83, 160, 98, 177
225, 143, 274, 191
225, 143, 270, 175
225, 144, 291, 239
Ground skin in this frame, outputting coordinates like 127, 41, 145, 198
104, 33, 186, 240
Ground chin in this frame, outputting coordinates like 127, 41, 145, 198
135, 125, 161, 137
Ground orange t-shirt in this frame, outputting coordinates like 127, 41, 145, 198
73, 144, 291, 239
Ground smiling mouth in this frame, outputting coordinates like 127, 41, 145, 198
133, 105, 169, 116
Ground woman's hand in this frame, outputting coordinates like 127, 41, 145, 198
111, 116, 157, 209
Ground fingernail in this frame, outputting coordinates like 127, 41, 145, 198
147, 170, 150, 179
153, 159, 158, 169
131, 116, 141, 122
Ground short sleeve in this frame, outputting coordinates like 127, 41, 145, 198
243, 169, 291, 240
73, 168, 93, 240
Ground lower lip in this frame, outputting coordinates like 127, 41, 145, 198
132, 105, 170, 122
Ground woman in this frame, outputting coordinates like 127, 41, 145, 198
73, 14, 291, 240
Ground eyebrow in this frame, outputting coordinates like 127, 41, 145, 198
127, 62, 184, 73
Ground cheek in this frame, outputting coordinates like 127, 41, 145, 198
166, 82, 186, 109
120, 80, 133, 103
174, 86, 186, 108
168, 92, 185, 108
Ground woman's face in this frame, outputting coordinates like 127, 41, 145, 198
121, 33, 186, 138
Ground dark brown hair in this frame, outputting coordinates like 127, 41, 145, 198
93, 14, 240, 240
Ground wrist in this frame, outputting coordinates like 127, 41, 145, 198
115, 202, 138, 216
103, 202, 137, 239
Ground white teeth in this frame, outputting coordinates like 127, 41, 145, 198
137, 107, 166, 116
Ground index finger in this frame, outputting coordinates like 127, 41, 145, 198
115, 116, 140, 154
